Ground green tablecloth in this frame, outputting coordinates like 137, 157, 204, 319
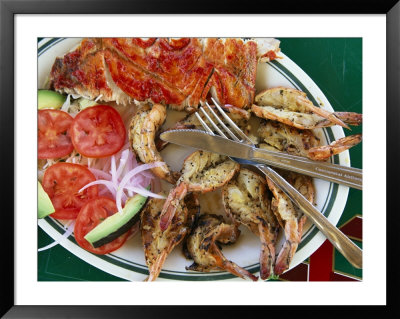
38, 38, 362, 281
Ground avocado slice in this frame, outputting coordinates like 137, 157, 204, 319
38, 181, 55, 218
84, 193, 148, 248
38, 89, 66, 109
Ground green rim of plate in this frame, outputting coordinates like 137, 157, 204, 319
38, 38, 341, 281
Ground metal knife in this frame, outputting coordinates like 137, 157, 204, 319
160, 129, 362, 190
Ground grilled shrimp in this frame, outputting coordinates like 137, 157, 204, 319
251, 87, 363, 130
159, 150, 240, 231
266, 171, 315, 275
129, 103, 178, 184
185, 214, 258, 281
222, 168, 279, 280
258, 120, 320, 157
141, 193, 200, 281
257, 120, 362, 161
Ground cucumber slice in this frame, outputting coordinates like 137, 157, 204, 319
38, 90, 66, 109
84, 193, 148, 248
77, 98, 98, 109
38, 181, 55, 218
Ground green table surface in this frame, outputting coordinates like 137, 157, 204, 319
38, 38, 362, 281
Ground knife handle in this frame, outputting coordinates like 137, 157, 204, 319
255, 164, 362, 269
252, 148, 362, 190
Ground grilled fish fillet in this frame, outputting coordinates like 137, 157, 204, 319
49, 38, 280, 110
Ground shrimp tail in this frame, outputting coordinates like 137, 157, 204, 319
274, 240, 296, 275
259, 223, 278, 280
333, 112, 362, 126
314, 112, 363, 128
274, 216, 306, 276
186, 245, 258, 281
215, 246, 259, 281
259, 242, 275, 280
307, 134, 362, 161
222, 260, 259, 282
159, 182, 188, 231
144, 250, 169, 282
297, 96, 350, 130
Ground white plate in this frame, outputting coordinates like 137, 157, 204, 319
38, 38, 350, 281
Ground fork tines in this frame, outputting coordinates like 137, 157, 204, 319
196, 98, 253, 145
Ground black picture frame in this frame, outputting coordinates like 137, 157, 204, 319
1, 0, 398, 317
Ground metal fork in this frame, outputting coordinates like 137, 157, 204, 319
194, 98, 362, 269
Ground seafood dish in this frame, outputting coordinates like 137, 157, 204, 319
38, 37, 362, 281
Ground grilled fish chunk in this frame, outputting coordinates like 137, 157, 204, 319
49, 38, 132, 105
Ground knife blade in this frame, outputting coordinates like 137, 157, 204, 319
161, 129, 253, 158
160, 129, 362, 190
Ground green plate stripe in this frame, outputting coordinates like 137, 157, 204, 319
38, 38, 64, 55
44, 216, 258, 280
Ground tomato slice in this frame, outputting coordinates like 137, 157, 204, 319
74, 197, 130, 254
42, 163, 98, 219
70, 104, 126, 158
38, 109, 74, 159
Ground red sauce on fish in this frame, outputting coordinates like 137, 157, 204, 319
159, 38, 190, 51
131, 38, 157, 48
262, 50, 277, 61
49, 38, 273, 108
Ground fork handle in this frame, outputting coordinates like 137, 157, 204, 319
252, 148, 362, 190
255, 164, 362, 269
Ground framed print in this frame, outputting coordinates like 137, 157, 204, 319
37, 36, 361, 284
1, 0, 398, 317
